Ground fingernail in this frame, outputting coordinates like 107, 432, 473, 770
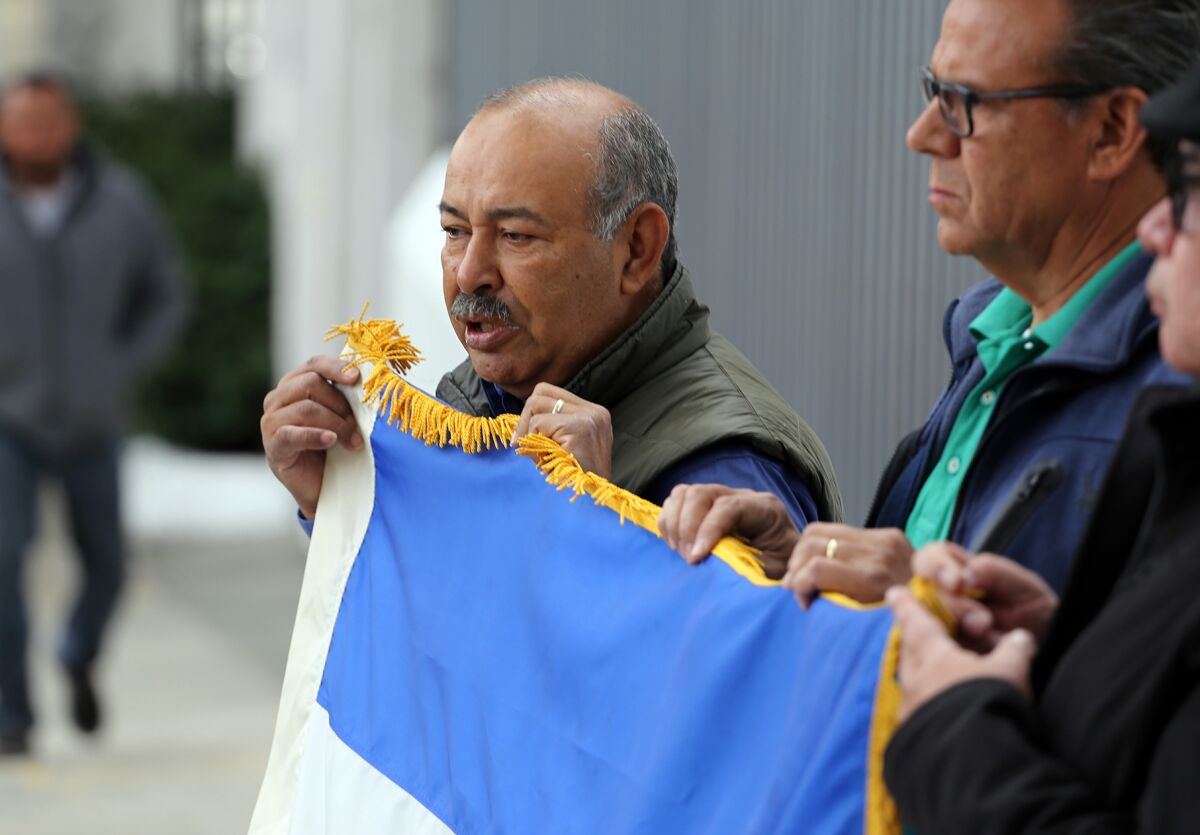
350, 431, 363, 449
689, 545, 704, 561
885, 587, 902, 604
964, 610, 989, 632
320, 430, 336, 446
1011, 629, 1033, 647
938, 567, 956, 588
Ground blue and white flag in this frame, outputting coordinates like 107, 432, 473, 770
249, 318, 905, 835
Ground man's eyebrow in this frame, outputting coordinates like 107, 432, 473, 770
486, 206, 548, 225
437, 201, 549, 226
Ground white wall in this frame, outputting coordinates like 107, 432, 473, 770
27, 0, 182, 91
0, 0, 45, 81
240, 0, 448, 376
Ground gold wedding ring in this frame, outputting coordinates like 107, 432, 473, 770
825, 537, 840, 561
551, 398, 565, 415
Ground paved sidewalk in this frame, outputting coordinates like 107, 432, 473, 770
0, 442, 306, 835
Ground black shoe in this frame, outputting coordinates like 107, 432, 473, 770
65, 663, 101, 734
0, 728, 28, 756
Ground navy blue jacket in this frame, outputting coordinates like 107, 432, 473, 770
866, 251, 1188, 592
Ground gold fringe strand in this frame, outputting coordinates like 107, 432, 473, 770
865, 576, 956, 835
329, 311, 518, 452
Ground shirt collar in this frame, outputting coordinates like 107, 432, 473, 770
969, 240, 1143, 352
480, 380, 524, 417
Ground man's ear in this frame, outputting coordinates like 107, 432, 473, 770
1089, 86, 1151, 182
617, 202, 670, 295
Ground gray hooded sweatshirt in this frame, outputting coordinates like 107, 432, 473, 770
0, 145, 186, 453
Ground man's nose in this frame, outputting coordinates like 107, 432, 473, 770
906, 101, 959, 159
1138, 196, 1175, 257
455, 234, 500, 295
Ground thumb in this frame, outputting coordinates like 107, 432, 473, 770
988, 629, 1036, 690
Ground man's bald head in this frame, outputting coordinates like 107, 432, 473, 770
476, 77, 679, 279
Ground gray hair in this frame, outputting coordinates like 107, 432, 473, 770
588, 107, 679, 279
478, 78, 680, 279
1055, 0, 1200, 169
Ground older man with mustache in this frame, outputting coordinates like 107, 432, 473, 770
261, 78, 843, 531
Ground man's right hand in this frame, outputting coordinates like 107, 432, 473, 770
658, 485, 800, 579
261, 356, 364, 520
911, 542, 1059, 651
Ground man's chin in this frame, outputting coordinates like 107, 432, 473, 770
935, 222, 976, 257
467, 353, 523, 392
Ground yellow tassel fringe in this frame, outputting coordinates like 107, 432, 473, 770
329, 312, 772, 581
865, 576, 956, 835
515, 434, 771, 584
329, 310, 518, 453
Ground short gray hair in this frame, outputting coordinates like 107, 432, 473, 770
589, 107, 679, 279
478, 78, 680, 279
1055, 0, 1200, 169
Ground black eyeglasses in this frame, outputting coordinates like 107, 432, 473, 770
920, 67, 1109, 138
1166, 151, 1200, 232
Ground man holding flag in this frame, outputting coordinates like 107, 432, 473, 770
261, 78, 842, 533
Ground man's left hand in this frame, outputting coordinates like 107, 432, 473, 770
887, 586, 1035, 723
782, 523, 914, 607
514, 383, 614, 479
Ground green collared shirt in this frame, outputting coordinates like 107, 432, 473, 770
903, 241, 1142, 549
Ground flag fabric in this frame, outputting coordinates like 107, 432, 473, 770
249, 318, 912, 835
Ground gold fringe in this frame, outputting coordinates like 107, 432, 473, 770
328, 311, 772, 581
515, 435, 773, 584
865, 576, 956, 835
329, 311, 518, 452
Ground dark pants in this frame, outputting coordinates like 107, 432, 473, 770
0, 430, 124, 734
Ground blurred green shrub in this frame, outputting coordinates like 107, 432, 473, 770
81, 92, 272, 452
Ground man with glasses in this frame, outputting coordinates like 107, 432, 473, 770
659, 0, 1198, 598
881, 61, 1200, 832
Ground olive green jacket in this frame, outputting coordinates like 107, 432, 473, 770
436, 263, 843, 522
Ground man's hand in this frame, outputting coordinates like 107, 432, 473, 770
513, 384, 613, 479
261, 356, 363, 520
782, 524, 914, 607
658, 486, 800, 578
912, 542, 1059, 650
887, 585, 1035, 722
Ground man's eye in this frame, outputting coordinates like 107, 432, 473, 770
502, 231, 532, 242
443, 226, 467, 239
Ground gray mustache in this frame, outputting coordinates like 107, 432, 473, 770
449, 292, 514, 323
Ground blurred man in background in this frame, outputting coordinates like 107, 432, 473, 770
0, 71, 187, 755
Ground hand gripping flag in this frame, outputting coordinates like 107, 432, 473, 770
250, 315, 943, 835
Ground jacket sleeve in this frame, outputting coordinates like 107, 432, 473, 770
884, 678, 1200, 834
118, 184, 189, 375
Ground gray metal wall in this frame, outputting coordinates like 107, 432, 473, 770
449, 1, 988, 520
